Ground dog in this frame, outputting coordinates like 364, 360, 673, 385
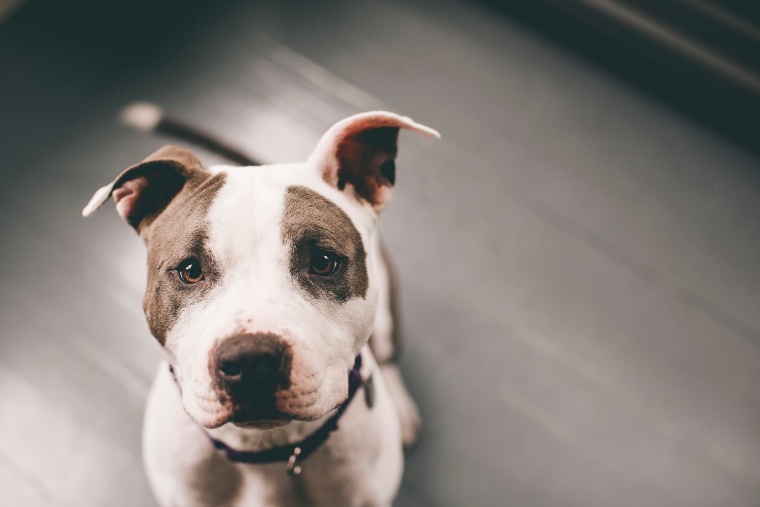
83, 108, 439, 506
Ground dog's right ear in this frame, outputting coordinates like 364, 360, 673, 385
82, 145, 208, 229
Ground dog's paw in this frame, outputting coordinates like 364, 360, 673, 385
380, 363, 422, 449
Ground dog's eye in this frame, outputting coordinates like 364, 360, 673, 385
178, 258, 204, 284
310, 249, 339, 276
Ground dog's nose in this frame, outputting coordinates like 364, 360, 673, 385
212, 333, 292, 398
217, 350, 280, 383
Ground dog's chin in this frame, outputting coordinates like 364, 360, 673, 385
228, 404, 333, 428
232, 419, 290, 430
227, 404, 302, 429
189, 411, 292, 430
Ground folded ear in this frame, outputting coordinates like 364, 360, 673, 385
82, 145, 209, 229
307, 111, 439, 212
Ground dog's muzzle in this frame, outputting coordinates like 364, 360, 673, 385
210, 332, 293, 423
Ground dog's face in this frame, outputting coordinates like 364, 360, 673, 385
84, 112, 438, 429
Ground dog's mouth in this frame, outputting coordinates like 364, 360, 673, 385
229, 405, 291, 427
189, 386, 325, 429
232, 418, 290, 430
188, 394, 295, 429
193, 408, 291, 430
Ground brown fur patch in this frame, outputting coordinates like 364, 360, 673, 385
281, 185, 368, 303
142, 172, 227, 345
369, 240, 403, 363
384, 245, 403, 359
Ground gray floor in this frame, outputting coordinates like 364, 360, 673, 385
2, 0, 760, 506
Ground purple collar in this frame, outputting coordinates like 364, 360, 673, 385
190, 354, 365, 476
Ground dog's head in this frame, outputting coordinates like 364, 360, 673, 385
84, 112, 438, 429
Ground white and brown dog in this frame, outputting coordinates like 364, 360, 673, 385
83, 110, 439, 506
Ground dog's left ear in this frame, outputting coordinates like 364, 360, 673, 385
308, 111, 439, 212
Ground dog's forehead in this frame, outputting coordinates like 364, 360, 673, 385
206, 163, 373, 260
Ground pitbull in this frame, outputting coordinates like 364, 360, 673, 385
83, 111, 439, 507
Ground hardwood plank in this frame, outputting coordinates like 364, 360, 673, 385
0, 365, 157, 507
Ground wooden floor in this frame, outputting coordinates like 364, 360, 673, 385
1, 0, 759, 505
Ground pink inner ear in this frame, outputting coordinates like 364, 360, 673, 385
334, 127, 399, 210
113, 176, 150, 222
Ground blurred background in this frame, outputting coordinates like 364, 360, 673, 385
1, 0, 759, 505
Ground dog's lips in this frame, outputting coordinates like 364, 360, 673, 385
193, 410, 234, 429
188, 399, 233, 428
187, 392, 304, 429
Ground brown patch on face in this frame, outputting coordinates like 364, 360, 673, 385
142, 172, 227, 345
281, 185, 368, 303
